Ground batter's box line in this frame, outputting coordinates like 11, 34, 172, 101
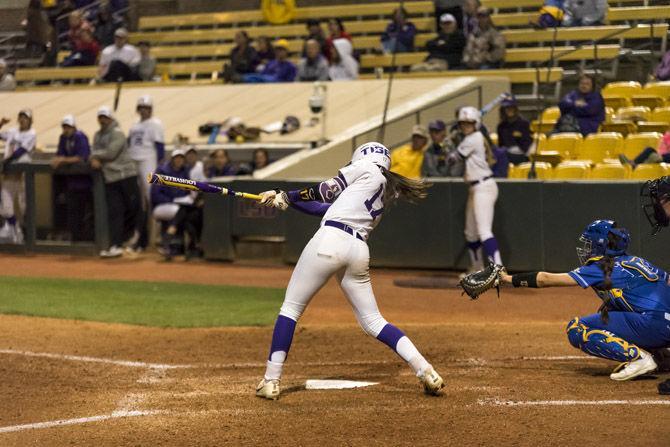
0, 410, 165, 434
0, 349, 194, 370
477, 398, 670, 407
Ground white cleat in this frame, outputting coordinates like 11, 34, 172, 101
255, 378, 280, 400
12, 226, 23, 244
99, 245, 123, 258
0, 222, 13, 240
610, 350, 657, 381
419, 368, 444, 395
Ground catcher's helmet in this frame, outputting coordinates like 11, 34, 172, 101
351, 142, 391, 170
576, 220, 630, 265
641, 176, 670, 234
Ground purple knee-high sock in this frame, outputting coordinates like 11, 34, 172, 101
377, 323, 430, 375
264, 315, 296, 380
467, 240, 483, 270
482, 237, 502, 265
7, 216, 16, 226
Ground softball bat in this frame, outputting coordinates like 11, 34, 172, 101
147, 173, 262, 201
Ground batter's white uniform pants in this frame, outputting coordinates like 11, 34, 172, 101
133, 158, 157, 204
280, 225, 388, 337
464, 178, 498, 242
0, 175, 25, 220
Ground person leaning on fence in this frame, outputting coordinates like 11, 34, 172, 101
462, 7, 506, 69
51, 114, 94, 242
411, 13, 465, 72
206, 149, 239, 177
390, 124, 429, 179
422, 120, 450, 177
185, 147, 206, 182
98, 28, 140, 83
90, 106, 140, 258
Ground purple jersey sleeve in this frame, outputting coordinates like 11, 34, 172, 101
568, 263, 605, 288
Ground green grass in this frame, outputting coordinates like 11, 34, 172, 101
0, 276, 285, 328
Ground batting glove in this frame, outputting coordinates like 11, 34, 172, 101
259, 190, 277, 206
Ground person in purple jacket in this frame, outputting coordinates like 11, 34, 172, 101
51, 114, 93, 242
497, 95, 532, 165
243, 39, 296, 83
558, 74, 605, 136
654, 49, 670, 81
381, 7, 417, 53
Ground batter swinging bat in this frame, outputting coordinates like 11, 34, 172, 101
147, 173, 262, 201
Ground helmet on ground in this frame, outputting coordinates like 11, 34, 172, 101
351, 142, 391, 170
576, 219, 630, 264
457, 106, 481, 127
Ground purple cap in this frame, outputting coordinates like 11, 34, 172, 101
428, 120, 446, 131
501, 95, 517, 108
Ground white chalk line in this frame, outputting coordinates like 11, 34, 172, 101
0, 349, 192, 370
478, 398, 670, 407
0, 410, 163, 434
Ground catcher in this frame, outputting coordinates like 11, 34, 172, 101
460, 219, 670, 382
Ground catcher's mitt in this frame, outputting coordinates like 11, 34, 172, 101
459, 264, 505, 300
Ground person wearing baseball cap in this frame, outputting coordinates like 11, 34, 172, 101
497, 95, 532, 165
411, 12, 466, 72
0, 108, 37, 244
421, 120, 450, 177
52, 115, 94, 242
98, 27, 141, 82
0, 58, 16, 91
242, 38, 297, 83
462, 5, 506, 69
91, 105, 141, 258
389, 124, 429, 179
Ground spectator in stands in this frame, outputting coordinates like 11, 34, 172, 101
303, 19, 328, 59
51, 115, 93, 242
297, 39, 329, 82
98, 28, 140, 83
239, 148, 271, 175
620, 129, 670, 168
255, 36, 275, 72
411, 13, 465, 72
94, 4, 119, 48
390, 124, 429, 179
381, 7, 417, 54
497, 95, 532, 165
562, 0, 606, 27
61, 28, 100, 67
530, 0, 565, 29
653, 49, 670, 81
326, 19, 352, 62
0, 59, 16, 91
24, 0, 53, 61
90, 106, 140, 258
223, 31, 259, 82
137, 41, 156, 81
185, 147, 206, 181
207, 149, 238, 177
67, 10, 94, 50
422, 120, 449, 177
462, 0, 481, 36
329, 38, 359, 81
462, 6, 506, 69
434, 0, 464, 31
558, 73, 605, 136
243, 39, 296, 83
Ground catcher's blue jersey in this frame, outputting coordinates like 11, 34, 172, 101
568, 255, 670, 314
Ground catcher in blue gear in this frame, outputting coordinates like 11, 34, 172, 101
498, 220, 670, 381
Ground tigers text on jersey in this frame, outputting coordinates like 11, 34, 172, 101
322, 159, 386, 241
128, 117, 164, 161
0, 127, 36, 161
457, 131, 493, 182
568, 255, 670, 313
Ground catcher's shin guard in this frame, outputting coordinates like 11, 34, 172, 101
566, 317, 641, 362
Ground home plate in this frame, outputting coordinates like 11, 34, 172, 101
305, 380, 378, 390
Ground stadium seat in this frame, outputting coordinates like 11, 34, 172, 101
574, 133, 624, 162
537, 133, 582, 159
603, 95, 630, 110
589, 163, 628, 180
541, 107, 561, 121
603, 81, 642, 98
629, 163, 665, 180
553, 161, 591, 180
604, 107, 615, 123
631, 95, 665, 110
662, 163, 670, 176
623, 132, 662, 159
616, 106, 650, 122
636, 122, 669, 133
515, 162, 552, 180
650, 107, 670, 124
642, 82, 670, 102
600, 121, 636, 136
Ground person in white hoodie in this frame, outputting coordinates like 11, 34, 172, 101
328, 38, 358, 81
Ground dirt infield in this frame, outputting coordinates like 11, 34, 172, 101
0, 254, 668, 446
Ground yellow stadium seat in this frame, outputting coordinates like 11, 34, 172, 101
650, 107, 670, 123
507, 163, 519, 179
636, 122, 670, 133
515, 162, 552, 180
629, 163, 665, 180
602, 81, 642, 99
642, 82, 670, 102
623, 132, 662, 159
553, 162, 591, 180
616, 106, 650, 122
541, 107, 561, 121
489, 132, 498, 146
537, 133, 582, 159
631, 95, 665, 110
605, 107, 615, 123
530, 120, 556, 134
661, 163, 670, 176
600, 121, 636, 136
589, 163, 628, 180
603, 95, 630, 110
574, 133, 624, 162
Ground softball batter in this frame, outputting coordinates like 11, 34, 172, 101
451, 106, 502, 273
255, 142, 444, 400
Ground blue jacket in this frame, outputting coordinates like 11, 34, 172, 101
150, 162, 190, 207
558, 89, 605, 136
261, 59, 297, 82
381, 21, 417, 51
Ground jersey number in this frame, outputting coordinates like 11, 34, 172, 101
364, 185, 384, 220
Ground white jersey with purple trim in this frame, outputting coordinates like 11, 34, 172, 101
0, 127, 36, 162
457, 131, 492, 182
128, 117, 164, 161
321, 159, 386, 241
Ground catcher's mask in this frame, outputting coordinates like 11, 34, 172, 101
576, 220, 630, 265
641, 176, 670, 235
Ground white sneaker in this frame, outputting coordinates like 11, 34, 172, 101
255, 378, 280, 400
419, 367, 444, 395
610, 350, 657, 381
12, 226, 23, 244
0, 222, 13, 240
99, 246, 123, 258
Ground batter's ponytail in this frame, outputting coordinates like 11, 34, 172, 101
380, 167, 430, 205
596, 230, 625, 323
